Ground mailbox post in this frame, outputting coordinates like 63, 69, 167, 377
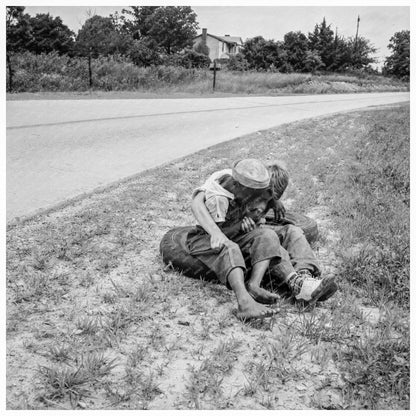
213, 59, 217, 91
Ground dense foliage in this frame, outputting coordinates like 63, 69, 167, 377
234, 18, 377, 73
75, 15, 132, 57
6, 6, 75, 55
383, 30, 410, 80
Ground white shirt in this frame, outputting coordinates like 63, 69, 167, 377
193, 169, 234, 223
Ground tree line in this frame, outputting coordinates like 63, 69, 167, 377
230, 19, 409, 80
231, 19, 377, 73
6, 6, 410, 92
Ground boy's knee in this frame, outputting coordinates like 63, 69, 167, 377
262, 227, 280, 241
252, 227, 280, 245
222, 240, 244, 260
285, 224, 304, 239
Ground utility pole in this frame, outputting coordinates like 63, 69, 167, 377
353, 15, 360, 67
354, 15, 360, 50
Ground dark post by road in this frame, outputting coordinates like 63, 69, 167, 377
213, 60, 217, 91
7, 53, 13, 92
88, 47, 93, 88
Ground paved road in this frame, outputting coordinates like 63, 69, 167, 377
6, 92, 409, 221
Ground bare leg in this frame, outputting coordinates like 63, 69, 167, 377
227, 268, 276, 320
247, 259, 280, 304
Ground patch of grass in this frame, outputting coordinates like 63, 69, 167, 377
103, 305, 133, 342
185, 338, 242, 409
122, 367, 162, 407
102, 291, 117, 304
75, 316, 100, 336
47, 344, 72, 363
126, 344, 148, 368
76, 352, 118, 379
140, 371, 162, 401
337, 317, 410, 409
37, 364, 91, 408
79, 271, 95, 288
241, 326, 309, 397
104, 381, 135, 406
37, 351, 117, 409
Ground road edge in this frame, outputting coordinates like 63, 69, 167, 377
6, 102, 408, 230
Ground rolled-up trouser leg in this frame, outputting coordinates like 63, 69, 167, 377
187, 227, 283, 288
234, 227, 283, 266
187, 232, 246, 287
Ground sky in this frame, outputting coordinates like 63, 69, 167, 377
19, 4, 411, 67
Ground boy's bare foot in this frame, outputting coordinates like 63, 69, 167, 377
236, 296, 277, 320
247, 283, 279, 304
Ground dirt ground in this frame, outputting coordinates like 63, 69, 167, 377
7, 107, 405, 410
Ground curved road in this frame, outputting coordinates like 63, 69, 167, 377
6, 92, 409, 221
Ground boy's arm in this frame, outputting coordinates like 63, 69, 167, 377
270, 198, 286, 222
191, 191, 231, 250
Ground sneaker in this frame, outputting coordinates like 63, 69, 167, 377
287, 270, 337, 303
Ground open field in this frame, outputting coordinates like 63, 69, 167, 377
6, 104, 409, 409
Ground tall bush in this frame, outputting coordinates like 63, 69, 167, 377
384, 30, 410, 81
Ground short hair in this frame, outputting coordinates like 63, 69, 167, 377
268, 163, 289, 200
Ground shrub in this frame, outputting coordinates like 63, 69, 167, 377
225, 53, 249, 71
194, 41, 210, 57
177, 49, 211, 69
128, 39, 162, 67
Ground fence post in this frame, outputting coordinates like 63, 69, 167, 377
7, 53, 13, 92
88, 47, 93, 88
213, 59, 217, 91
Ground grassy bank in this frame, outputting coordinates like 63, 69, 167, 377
6, 104, 409, 409
7, 51, 408, 96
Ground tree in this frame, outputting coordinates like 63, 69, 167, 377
384, 30, 410, 80
6, 6, 33, 91
76, 15, 132, 57
121, 6, 160, 41
128, 38, 161, 66
282, 31, 309, 72
122, 6, 198, 55
6, 6, 32, 53
25, 13, 75, 55
303, 50, 324, 73
348, 36, 377, 69
308, 18, 335, 70
241, 36, 286, 71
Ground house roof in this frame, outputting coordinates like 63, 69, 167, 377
194, 33, 243, 45
217, 36, 243, 45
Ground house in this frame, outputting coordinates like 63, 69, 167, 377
193, 28, 243, 61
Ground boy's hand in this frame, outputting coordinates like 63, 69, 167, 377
210, 231, 230, 250
241, 216, 256, 233
273, 200, 286, 222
